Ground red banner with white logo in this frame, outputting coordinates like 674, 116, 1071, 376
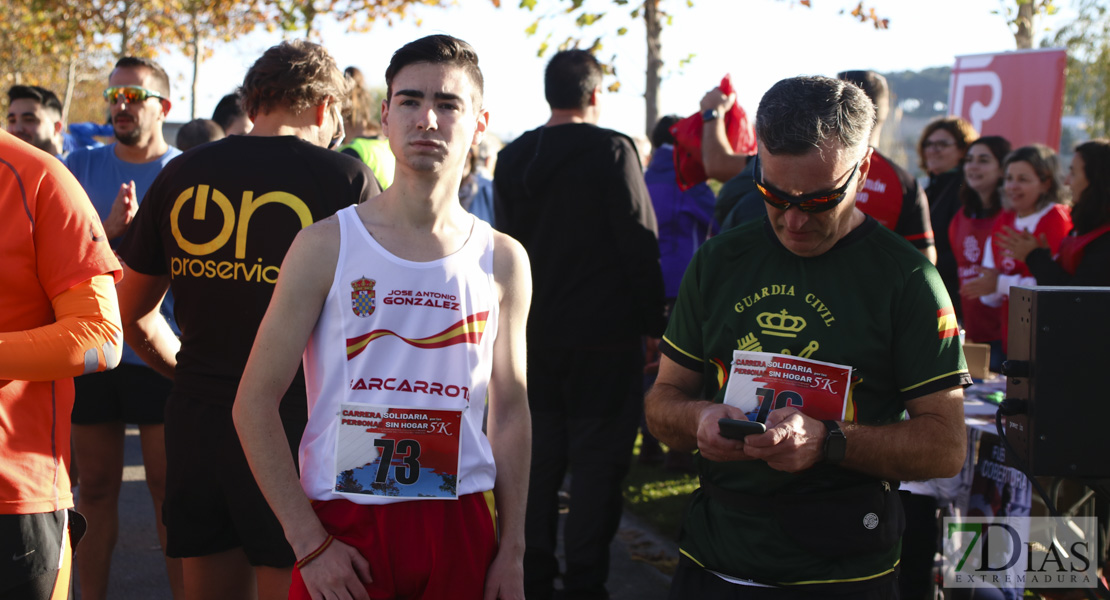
948, 48, 1067, 150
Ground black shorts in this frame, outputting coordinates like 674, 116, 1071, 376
162, 393, 306, 567
0, 509, 83, 598
72, 363, 172, 425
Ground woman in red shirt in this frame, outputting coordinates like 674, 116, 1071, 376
962, 144, 1073, 349
997, 139, 1110, 286
949, 136, 1011, 371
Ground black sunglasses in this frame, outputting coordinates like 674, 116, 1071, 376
754, 154, 862, 213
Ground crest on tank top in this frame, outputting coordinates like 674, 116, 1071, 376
351, 277, 376, 317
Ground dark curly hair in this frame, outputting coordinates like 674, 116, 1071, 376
239, 40, 349, 118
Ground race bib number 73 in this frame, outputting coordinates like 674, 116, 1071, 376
723, 351, 852, 422
334, 404, 462, 500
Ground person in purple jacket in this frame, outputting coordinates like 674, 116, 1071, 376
647, 115, 719, 301
640, 114, 718, 470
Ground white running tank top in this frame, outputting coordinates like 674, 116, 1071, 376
299, 205, 499, 504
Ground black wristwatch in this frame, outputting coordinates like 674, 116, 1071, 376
822, 420, 846, 464
701, 108, 720, 122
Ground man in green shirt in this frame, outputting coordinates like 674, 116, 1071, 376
645, 75, 971, 599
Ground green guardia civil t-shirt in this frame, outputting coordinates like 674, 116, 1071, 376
660, 216, 971, 587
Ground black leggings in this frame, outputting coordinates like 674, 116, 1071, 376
0, 570, 70, 600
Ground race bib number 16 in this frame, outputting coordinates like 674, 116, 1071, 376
334, 404, 462, 500
723, 351, 852, 423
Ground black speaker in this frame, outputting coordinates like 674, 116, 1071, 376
1003, 286, 1110, 477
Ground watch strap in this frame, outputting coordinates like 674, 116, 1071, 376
701, 108, 720, 122
822, 419, 846, 464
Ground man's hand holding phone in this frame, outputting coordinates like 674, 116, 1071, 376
718, 418, 766, 440
695, 403, 762, 463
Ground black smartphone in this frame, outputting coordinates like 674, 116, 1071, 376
717, 418, 766, 440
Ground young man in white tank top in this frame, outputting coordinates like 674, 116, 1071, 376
233, 35, 531, 600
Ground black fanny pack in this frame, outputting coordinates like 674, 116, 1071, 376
700, 477, 905, 558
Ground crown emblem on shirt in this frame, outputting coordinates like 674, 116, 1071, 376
351, 277, 376, 318
757, 310, 806, 338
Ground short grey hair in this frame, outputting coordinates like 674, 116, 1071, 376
755, 76, 875, 156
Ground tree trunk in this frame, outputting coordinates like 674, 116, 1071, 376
190, 8, 200, 120
304, 2, 318, 39
63, 58, 77, 125
644, 0, 662, 138
1014, 0, 1035, 49
119, 0, 133, 56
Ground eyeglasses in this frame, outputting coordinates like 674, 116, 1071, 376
754, 154, 861, 213
923, 140, 955, 151
103, 86, 164, 105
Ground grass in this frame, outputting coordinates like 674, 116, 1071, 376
622, 433, 699, 542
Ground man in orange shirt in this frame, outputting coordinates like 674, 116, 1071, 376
0, 129, 123, 599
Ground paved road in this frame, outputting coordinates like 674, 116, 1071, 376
72, 426, 173, 599
86, 426, 676, 599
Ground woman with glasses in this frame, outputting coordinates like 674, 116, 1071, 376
961, 144, 1073, 350
995, 139, 1110, 286
918, 116, 979, 319
948, 136, 1011, 372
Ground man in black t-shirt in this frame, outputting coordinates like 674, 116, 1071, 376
495, 49, 665, 600
115, 40, 381, 599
